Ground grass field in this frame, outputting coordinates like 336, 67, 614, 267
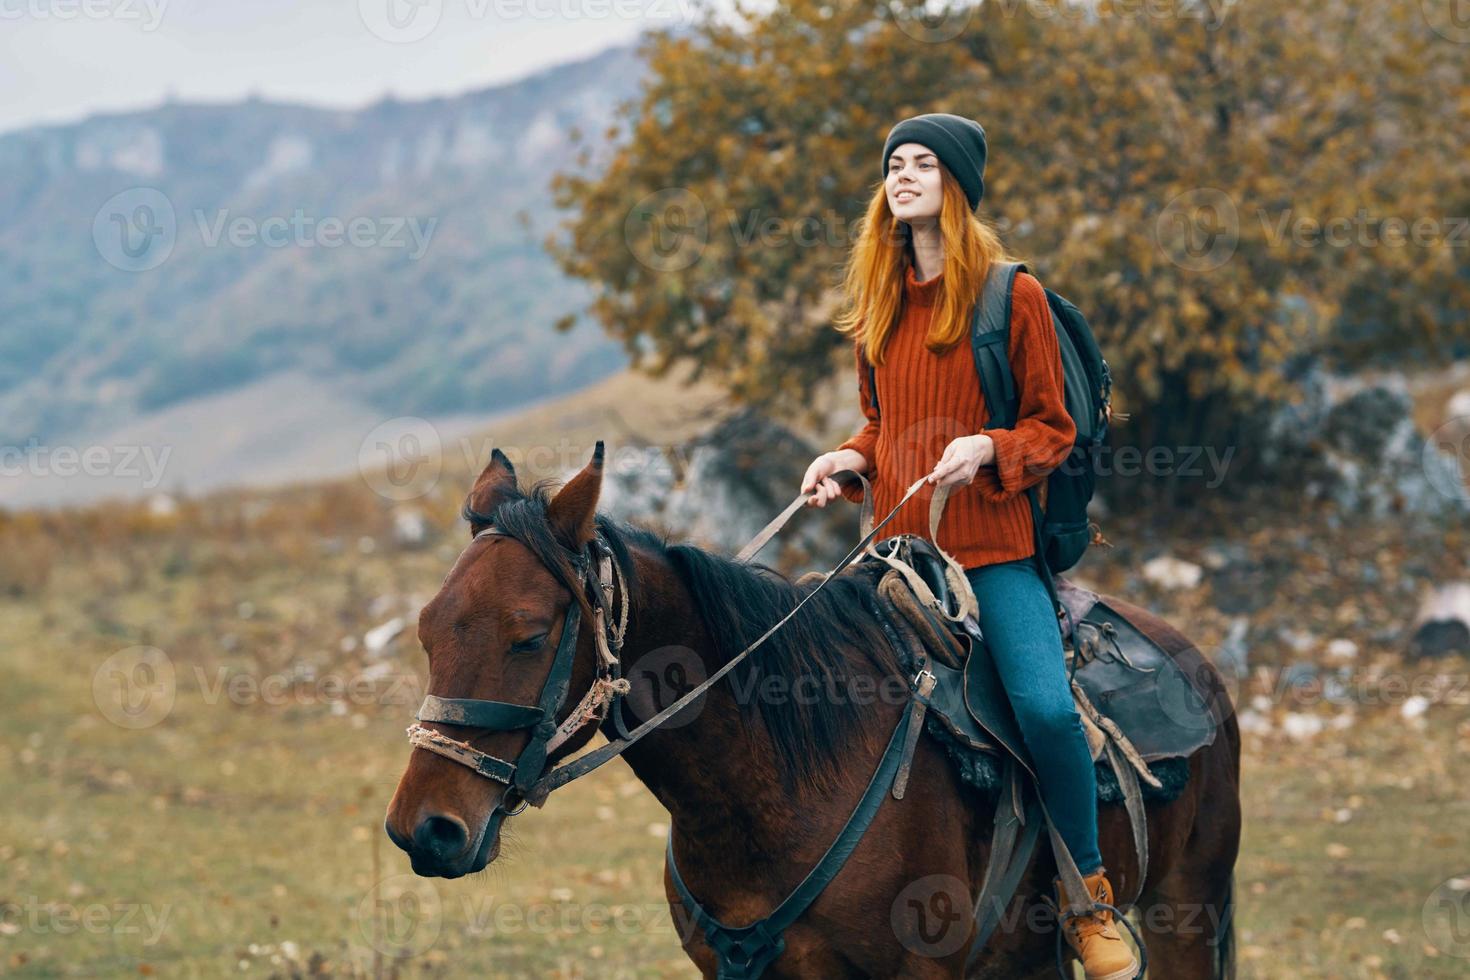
2, 380, 1468, 977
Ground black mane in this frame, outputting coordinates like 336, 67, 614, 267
466, 480, 905, 793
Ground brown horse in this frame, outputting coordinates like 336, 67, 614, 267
385, 445, 1241, 978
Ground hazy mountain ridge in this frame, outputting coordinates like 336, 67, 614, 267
0, 41, 650, 446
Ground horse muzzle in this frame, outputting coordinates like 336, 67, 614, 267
387, 802, 509, 878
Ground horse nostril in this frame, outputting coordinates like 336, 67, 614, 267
413, 814, 469, 859
384, 818, 412, 854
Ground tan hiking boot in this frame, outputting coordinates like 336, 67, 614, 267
1054, 867, 1139, 980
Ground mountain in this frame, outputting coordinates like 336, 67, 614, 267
0, 40, 650, 452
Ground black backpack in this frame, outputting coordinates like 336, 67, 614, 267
865, 260, 1112, 577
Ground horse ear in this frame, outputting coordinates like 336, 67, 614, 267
465, 448, 517, 529
546, 441, 605, 549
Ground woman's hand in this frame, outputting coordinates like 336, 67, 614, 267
928, 434, 995, 487
801, 449, 867, 507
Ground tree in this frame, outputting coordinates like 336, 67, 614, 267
547, 0, 1469, 485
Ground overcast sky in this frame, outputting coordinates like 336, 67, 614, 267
0, 0, 711, 134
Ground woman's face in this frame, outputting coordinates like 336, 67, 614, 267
885, 141, 944, 225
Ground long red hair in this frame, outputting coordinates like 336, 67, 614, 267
835, 163, 1016, 365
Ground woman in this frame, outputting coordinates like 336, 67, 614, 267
800, 113, 1137, 980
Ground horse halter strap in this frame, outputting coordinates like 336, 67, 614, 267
404, 527, 629, 809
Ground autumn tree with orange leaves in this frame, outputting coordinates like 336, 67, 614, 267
547, 0, 1469, 477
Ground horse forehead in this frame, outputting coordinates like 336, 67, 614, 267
442, 532, 504, 579
429, 535, 554, 619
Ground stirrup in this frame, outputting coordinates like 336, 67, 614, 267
1050, 898, 1147, 980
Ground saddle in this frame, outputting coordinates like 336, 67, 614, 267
867, 535, 1216, 770
858, 533, 1220, 939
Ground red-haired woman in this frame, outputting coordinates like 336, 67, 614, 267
801, 113, 1136, 980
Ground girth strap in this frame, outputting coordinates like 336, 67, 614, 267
966, 760, 1043, 968
666, 692, 918, 979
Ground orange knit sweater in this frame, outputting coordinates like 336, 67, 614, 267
835, 264, 1076, 569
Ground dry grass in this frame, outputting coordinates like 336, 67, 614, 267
2, 375, 1468, 977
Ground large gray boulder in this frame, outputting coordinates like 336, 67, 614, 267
596, 408, 858, 572
1259, 366, 1469, 518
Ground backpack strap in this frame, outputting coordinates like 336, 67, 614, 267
971, 260, 1072, 643
972, 260, 1027, 430
865, 354, 879, 420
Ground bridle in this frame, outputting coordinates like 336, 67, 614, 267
403, 526, 630, 816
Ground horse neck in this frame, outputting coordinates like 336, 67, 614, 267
604, 544, 841, 846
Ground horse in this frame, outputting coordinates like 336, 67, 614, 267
385, 443, 1241, 977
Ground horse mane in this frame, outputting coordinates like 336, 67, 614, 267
655, 537, 905, 794
466, 480, 905, 794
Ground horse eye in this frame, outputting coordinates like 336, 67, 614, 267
510, 633, 548, 655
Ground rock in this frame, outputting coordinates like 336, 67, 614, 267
1400, 695, 1430, 721
597, 408, 854, 570
1142, 555, 1203, 590
1215, 616, 1250, 679
1409, 582, 1470, 658
1277, 627, 1319, 655
1209, 557, 1279, 616
1279, 662, 1319, 689
1281, 712, 1324, 740
1236, 710, 1272, 735
393, 507, 429, 548
363, 617, 405, 657
1259, 366, 1469, 517
359, 662, 399, 683
1440, 387, 1470, 445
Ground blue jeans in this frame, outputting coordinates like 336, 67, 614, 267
964, 557, 1103, 875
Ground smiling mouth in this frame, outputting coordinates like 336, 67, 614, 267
895, 191, 919, 202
